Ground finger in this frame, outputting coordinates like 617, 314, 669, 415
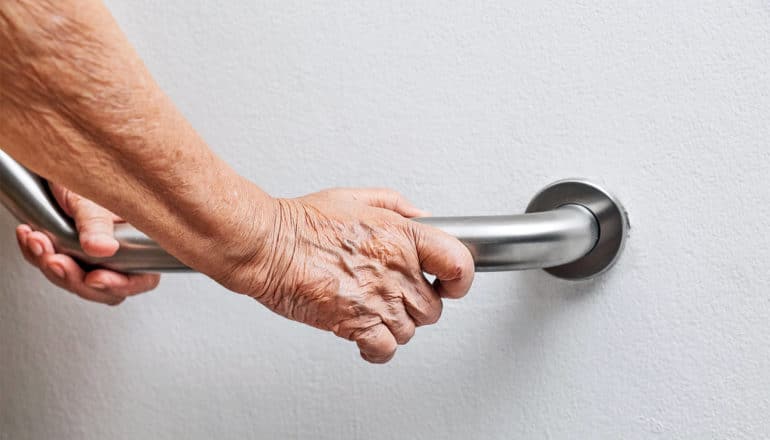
21, 227, 148, 294
51, 182, 119, 257
71, 198, 120, 258
23, 230, 56, 266
49, 183, 75, 216
412, 223, 475, 299
401, 275, 443, 326
18, 223, 131, 305
16, 224, 31, 242
39, 254, 125, 305
353, 323, 398, 364
16, 224, 35, 264
50, 183, 123, 223
377, 296, 416, 345
349, 188, 430, 218
84, 270, 160, 297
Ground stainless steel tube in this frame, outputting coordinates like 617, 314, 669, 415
0, 149, 186, 272
0, 149, 628, 278
417, 205, 598, 271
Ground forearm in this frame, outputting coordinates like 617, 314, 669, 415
0, 1, 271, 274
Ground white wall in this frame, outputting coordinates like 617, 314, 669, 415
2, 1, 770, 438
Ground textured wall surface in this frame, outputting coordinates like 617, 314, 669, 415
2, 1, 770, 438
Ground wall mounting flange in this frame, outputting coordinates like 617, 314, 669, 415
526, 179, 630, 280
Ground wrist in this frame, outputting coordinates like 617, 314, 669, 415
152, 167, 277, 279
203, 194, 303, 297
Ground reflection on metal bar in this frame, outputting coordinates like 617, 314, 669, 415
0, 149, 628, 279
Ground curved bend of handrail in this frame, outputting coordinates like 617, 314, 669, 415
0, 149, 599, 273
0, 149, 187, 272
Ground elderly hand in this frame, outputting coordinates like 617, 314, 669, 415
14, 183, 160, 306
216, 187, 475, 363
0, 1, 472, 362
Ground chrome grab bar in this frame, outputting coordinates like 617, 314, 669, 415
0, 149, 628, 279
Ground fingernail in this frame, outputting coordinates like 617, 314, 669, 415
49, 264, 65, 279
88, 282, 107, 290
30, 241, 43, 257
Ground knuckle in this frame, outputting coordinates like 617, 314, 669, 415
355, 325, 396, 354
425, 301, 443, 325
393, 321, 415, 344
449, 263, 465, 280
77, 216, 111, 236
353, 325, 380, 344
380, 188, 400, 198
82, 211, 108, 225
69, 192, 89, 213
450, 251, 474, 280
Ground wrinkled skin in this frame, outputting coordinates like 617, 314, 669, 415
217, 188, 475, 363
17, 185, 475, 363
2, 0, 475, 363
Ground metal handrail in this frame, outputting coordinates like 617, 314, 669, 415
0, 149, 628, 279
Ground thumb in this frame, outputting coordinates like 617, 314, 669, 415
51, 184, 120, 258
73, 198, 120, 257
412, 222, 475, 299
350, 188, 430, 218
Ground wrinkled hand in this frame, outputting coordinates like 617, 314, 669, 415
219, 188, 475, 363
15, 183, 160, 305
